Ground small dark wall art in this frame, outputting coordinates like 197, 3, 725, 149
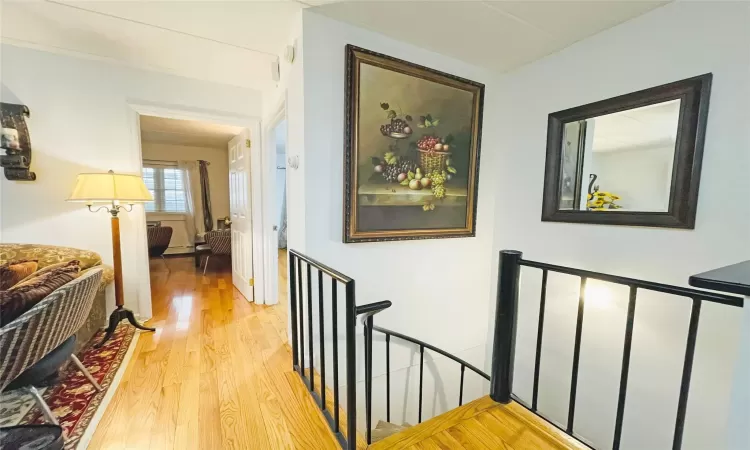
344, 45, 485, 243
1, 103, 36, 181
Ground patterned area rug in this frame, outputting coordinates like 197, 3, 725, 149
0, 324, 135, 449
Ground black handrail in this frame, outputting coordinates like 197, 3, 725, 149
372, 326, 490, 381
289, 249, 353, 283
356, 301, 392, 316
490, 250, 745, 450
521, 258, 743, 307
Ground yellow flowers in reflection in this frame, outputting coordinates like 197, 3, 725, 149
587, 191, 622, 211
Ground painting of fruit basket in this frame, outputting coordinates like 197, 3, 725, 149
344, 45, 485, 243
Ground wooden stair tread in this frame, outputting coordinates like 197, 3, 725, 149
367, 396, 588, 450
372, 420, 410, 443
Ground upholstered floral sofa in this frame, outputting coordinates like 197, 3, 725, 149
0, 244, 114, 351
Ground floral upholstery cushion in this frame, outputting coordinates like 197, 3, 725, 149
0, 259, 39, 290
0, 244, 102, 271
0, 264, 80, 326
0, 244, 113, 291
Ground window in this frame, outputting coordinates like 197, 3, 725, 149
142, 166, 187, 213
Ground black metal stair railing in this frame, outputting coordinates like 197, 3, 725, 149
289, 250, 488, 448
288, 249, 392, 450
362, 319, 490, 445
489, 250, 745, 450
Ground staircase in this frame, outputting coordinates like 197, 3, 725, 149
370, 396, 587, 449
288, 249, 745, 450
370, 421, 409, 443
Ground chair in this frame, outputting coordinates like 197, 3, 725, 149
0, 269, 103, 426
200, 230, 231, 275
147, 225, 173, 272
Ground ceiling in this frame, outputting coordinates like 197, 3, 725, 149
140, 115, 243, 148
1, 1, 668, 90
1, 0, 303, 90
308, 1, 668, 74
592, 99, 680, 153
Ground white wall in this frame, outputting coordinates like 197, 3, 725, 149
297, 10, 499, 430
0, 44, 262, 317
142, 142, 230, 253
590, 145, 674, 211
487, 2, 749, 449
730, 299, 750, 450
260, 10, 303, 308
263, 11, 305, 253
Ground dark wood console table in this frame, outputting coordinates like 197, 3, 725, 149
689, 260, 750, 296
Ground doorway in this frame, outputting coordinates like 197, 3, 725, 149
273, 119, 288, 302
262, 98, 288, 307
135, 112, 256, 311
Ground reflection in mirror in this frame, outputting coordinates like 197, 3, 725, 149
558, 99, 680, 212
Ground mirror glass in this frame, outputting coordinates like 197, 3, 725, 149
558, 99, 680, 212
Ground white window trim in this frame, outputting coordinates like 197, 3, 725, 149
142, 166, 188, 213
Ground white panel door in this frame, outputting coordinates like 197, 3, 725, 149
229, 130, 254, 302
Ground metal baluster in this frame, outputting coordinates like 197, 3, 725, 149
673, 298, 702, 450
418, 345, 424, 423
613, 286, 638, 450
459, 365, 466, 406
331, 278, 340, 433
567, 277, 587, 433
298, 258, 305, 375
307, 263, 314, 391
345, 281, 357, 450
289, 254, 299, 370
386, 334, 391, 423
364, 316, 374, 445
532, 269, 548, 411
318, 269, 326, 410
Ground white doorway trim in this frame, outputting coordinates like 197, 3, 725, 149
127, 101, 264, 318
261, 94, 287, 306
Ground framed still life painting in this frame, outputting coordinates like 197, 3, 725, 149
344, 45, 485, 243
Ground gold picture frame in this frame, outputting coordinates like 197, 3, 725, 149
344, 45, 485, 243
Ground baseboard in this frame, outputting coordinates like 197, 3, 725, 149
159, 252, 195, 258
163, 247, 194, 256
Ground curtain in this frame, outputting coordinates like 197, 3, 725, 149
178, 160, 204, 243
198, 160, 213, 232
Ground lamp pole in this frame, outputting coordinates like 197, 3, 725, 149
90, 200, 155, 347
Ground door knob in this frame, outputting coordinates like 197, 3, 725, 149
273, 225, 278, 231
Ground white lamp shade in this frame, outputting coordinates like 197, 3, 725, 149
68, 171, 153, 203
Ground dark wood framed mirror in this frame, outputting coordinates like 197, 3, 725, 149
541, 74, 712, 228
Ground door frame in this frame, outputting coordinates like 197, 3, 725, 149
127, 101, 264, 319
261, 95, 287, 306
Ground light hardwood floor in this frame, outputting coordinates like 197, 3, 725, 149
88, 251, 341, 449
369, 396, 588, 450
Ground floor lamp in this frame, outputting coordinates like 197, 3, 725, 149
68, 170, 156, 347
